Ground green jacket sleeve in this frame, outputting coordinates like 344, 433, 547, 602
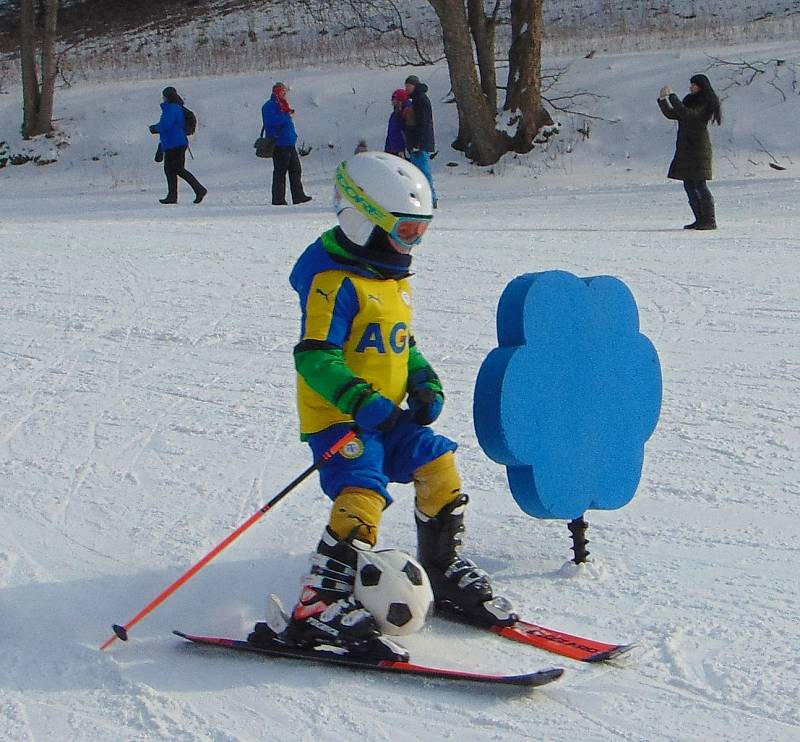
294, 270, 382, 417
294, 341, 377, 416
407, 339, 443, 396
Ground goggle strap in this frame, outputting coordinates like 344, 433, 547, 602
335, 162, 399, 234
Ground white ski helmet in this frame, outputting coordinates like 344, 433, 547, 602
334, 152, 433, 250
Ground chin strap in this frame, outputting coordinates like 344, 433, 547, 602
332, 226, 413, 277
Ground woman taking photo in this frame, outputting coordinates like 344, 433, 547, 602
657, 74, 722, 230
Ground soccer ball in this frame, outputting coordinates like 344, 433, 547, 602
354, 549, 434, 636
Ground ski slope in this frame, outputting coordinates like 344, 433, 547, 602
1, 42, 799, 741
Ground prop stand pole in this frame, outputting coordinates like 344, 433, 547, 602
568, 516, 590, 564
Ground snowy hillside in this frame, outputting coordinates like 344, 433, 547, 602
1, 40, 800, 742
3, 0, 800, 85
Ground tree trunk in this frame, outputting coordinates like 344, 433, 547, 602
20, 0, 39, 138
466, 0, 497, 110
504, 0, 552, 153
34, 0, 60, 134
452, 1, 497, 151
20, 0, 59, 138
428, 0, 505, 166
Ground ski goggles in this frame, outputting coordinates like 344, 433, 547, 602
389, 217, 430, 252
335, 161, 432, 251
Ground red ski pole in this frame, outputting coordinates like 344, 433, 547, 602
100, 428, 357, 650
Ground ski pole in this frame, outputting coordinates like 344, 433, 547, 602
100, 428, 357, 650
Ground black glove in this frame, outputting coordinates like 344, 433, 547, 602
408, 387, 443, 425
355, 393, 404, 432
149, 124, 158, 134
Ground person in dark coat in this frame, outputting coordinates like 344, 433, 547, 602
149, 86, 207, 205
657, 74, 722, 230
261, 82, 312, 206
404, 75, 437, 208
384, 88, 409, 157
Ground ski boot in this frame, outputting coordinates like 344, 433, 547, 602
416, 494, 518, 628
249, 527, 408, 662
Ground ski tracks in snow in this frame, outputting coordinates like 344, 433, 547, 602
2, 162, 799, 738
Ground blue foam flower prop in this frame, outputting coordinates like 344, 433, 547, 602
474, 271, 662, 520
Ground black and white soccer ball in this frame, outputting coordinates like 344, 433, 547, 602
354, 549, 434, 636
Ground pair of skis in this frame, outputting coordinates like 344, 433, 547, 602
174, 614, 634, 689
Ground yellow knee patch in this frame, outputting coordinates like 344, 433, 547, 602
328, 487, 386, 546
413, 452, 462, 518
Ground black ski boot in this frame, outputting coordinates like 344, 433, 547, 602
250, 527, 408, 661
416, 494, 518, 628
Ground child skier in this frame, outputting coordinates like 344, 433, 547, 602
249, 152, 516, 660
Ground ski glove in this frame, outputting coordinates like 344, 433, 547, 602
354, 392, 403, 432
408, 387, 444, 425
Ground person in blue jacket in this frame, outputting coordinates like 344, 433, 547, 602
261, 82, 312, 206
148, 86, 206, 205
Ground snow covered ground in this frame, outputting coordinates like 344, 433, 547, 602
1, 41, 799, 741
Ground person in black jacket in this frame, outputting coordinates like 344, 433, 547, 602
657, 74, 722, 230
404, 75, 438, 208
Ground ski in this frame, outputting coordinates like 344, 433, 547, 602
173, 631, 564, 688
440, 613, 635, 662
492, 619, 635, 662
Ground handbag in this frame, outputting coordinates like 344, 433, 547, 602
154, 143, 163, 163
254, 127, 276, 158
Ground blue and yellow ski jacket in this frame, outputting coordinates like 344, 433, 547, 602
289, 229, 441, 437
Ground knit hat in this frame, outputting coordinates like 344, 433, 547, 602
404, 75, 420, 86
272, 82, 287, 93
391, 88, 409, 102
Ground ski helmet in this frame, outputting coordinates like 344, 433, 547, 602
334, 152, 433, 252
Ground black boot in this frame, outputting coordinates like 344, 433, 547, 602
416, 494, 517, 627
265, 528, 408, 660
696, 196, 717, 230
684, 198, 701, 229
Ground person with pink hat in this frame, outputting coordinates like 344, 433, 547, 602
384, 88, 409, 158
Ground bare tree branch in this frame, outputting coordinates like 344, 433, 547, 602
541, 65, 612, 121
704, 54, 795, 102
310, 0, 442, 67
